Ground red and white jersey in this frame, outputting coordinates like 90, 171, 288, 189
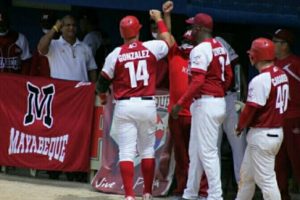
247, 66, 289, 128
275, 54, 300, 118
189, 38, 231, 98
168, 43, 191, 116
102, 40, 168, 99
0, 31, 31, 73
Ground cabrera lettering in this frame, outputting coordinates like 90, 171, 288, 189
272, 74, 288, 86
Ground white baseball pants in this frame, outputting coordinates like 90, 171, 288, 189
113, 98, 156, 161
183, 97, 226, 200
236, 127, 283, 200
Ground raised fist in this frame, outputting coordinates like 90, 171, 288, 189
162, 1, 174, 13
149, 9, 162, 22
53, 19, 63, 32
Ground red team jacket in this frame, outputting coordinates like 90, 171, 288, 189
167, 43, 191, 116
275, 55, 300, 119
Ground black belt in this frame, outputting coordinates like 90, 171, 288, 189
194, 95, 223, 100
117, 96, 154, 100
230, 88, 237, 92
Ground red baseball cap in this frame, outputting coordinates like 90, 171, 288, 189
185, 13, 213, 30
273, 29, 295, 44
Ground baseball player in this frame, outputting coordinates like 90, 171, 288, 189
235, 38, 289, 200
0, 10, 31, 74
155, 2, 208, 198
171, 13, 233, 200
214, 36, 247, 184
96, 15, 171, 200
153, 1, 207, 196
273, 29, 300, 200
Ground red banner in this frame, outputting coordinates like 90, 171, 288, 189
91, 92, 175, 196
0, 73, 95, 172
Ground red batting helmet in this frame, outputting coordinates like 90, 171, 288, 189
119, 15, 142, 39
248, 38, 275, 64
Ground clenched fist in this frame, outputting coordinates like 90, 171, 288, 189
162, 1, 174, 13
149, 9, 162, 22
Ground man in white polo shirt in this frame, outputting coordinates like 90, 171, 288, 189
38, 15, 97, 82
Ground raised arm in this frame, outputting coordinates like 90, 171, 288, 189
38, 20, 62, 55
162, 1, 173, 33
149, 9, 175, 47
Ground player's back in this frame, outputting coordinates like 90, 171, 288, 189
248, 66, 289, 128
191, 38, 231, 98
103, 40, 168, 99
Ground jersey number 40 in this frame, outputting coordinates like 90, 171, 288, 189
125, 60, 149, 88
276, 84, 289, 114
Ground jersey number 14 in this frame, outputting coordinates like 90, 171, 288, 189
276, 84, 289, 114
125, 60, 149, 88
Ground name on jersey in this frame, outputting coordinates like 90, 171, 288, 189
271, 74, 288, 86
212, 47, 226, 56
118, 50, 150, 62
0, 57, 21, 69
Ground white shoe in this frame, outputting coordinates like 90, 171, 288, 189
125, 196, 135, 200
142, 193, 153, 200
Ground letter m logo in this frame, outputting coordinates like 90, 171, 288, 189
24, 82, 55, 128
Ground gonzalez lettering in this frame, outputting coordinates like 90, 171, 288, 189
118, 50, 150, 62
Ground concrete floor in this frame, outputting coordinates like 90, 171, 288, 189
1, 141, 299, 200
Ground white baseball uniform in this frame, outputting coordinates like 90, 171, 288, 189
101, 40, 168, 161
236, 65, 289, 200
182, 38, 232, 200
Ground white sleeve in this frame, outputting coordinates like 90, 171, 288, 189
247, 73, 271, 106
101, 47, 121, 79
143, 40, 168, 61
15, 33, 32, 60
215, 36, 238, 62
189, 42, 212, 72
